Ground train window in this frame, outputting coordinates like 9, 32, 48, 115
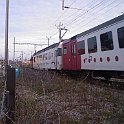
64, 47, 67, 55
54, 51, 57, 57
100, 31, 113, 51
48, 52, 51, 60
51, 53, 53, 58
87, 36, 97, 53
57, 48, 62, 56
117, 27, 124, 48
71, 45, 73, 55
77, 40, 85, 55
39, 55, 42, 58
46, 53, 47, 60
71, 44, 76, 55
43, 54, 45, 60
74, 44, 76, 54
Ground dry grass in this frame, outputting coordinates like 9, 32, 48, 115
16, 68, 124, 124
0, 74, 5, 123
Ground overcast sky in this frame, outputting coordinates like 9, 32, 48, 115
0, 0, 124, 60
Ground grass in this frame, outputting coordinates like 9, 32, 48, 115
15, 67, 124, 124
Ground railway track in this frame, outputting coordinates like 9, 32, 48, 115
59, 71, 124, 91
88, 76, 124, 91
93, 76, 124, 83
25, 67, 124, 91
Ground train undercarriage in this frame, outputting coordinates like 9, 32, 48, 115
58, 69, 124, 81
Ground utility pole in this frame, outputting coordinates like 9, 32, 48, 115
1, 0, 9, 118
3, 1, 15, 124
5, 0, 9, 72
62, 0, 64, 10
21, 51, 24, 62
56, 22, 68, 41
62, 0, 81, 10
13, 37, 15, 62
46, 36, 51, 46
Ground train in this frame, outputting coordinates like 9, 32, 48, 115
31, 14, 124, 80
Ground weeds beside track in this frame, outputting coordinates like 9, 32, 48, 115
16, 67, 124, 124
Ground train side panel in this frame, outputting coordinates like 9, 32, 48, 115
32, 43, 62, 70
77, 19, 124, 71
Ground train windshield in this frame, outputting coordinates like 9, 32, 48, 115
57, 48, 62, 56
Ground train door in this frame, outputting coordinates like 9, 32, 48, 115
71, 42, 77, 70
70, 39, 81, 70
54, 50, 57, 69
56, 48, 62, 70
62, 40, 71, 70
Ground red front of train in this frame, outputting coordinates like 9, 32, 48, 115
62, 36, 81, 71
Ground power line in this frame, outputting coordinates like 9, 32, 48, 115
45, 0, 78, 38
60, 0, 96, 23
37, 0, 123, 43
71, 0, 123, 34
64, 0, 106, 27
55, 0, 78, 21
44, 0, 96, 39
42, 0, 96, 39
52, 0, 104, 38
64, 0, 121, 34
14, 42, 47, 46
72, 0, 119, 27
14, 42, 48, 53
50, 0, 123, 40
48, 0, 92, 39
67, 0, 113, 29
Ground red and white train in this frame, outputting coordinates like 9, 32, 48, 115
32, 14, 124, 79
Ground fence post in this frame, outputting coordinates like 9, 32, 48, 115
5, 67, 15, 124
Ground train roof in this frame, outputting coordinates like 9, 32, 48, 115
33, 42, 59, 56
77, 14, 124, 38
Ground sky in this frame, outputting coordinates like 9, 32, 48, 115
0, 0, 124, 61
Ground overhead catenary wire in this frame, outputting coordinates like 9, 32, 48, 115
59, 0, 123, 37
49, 0, 107, 39
71, 0, 123, 34
50, 0, 107, 39
45, 0, 93, 40
55, 0, 77, 22
66, 0, 107, 27
45, 0, 78, 33
35, 0, 123, 45
50, 0, 100, 39
69, 0, 122, 28
60, 0, 99, 23
64, 0, 107, 27
44, 0, 99, 40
